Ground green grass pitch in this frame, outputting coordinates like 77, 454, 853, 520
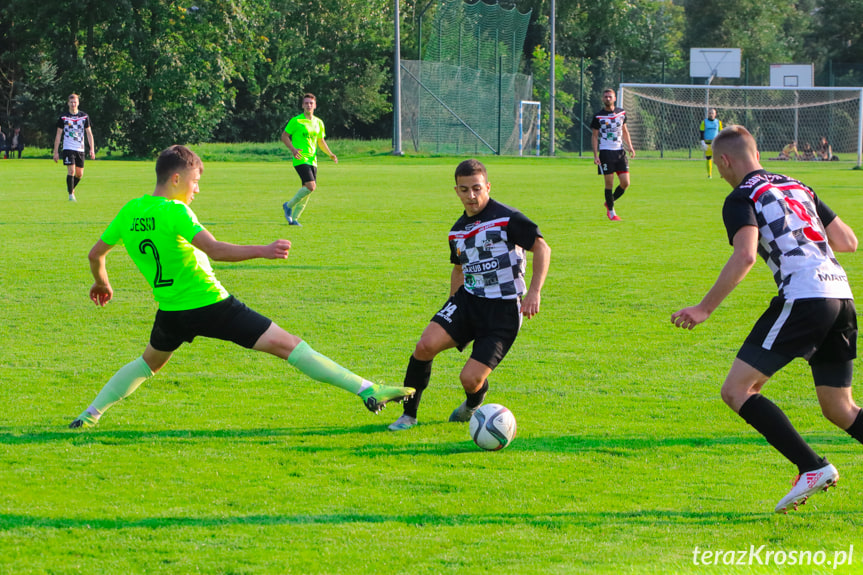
1, 152, 862, 573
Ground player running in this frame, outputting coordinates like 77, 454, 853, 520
672, 125, 862, 514
280, 93, 337, 226
69, 145, 412, 429
591, 88, 635, 221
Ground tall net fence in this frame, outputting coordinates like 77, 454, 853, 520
399, 0, 533, 155
620, 84, 863, 165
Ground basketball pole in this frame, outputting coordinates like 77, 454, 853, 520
549, 0, 556, 156
392, 0, 404, 156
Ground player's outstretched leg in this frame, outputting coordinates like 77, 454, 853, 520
360, 384, 416, 414
69, 357, 154, 429
774, 463, 839, 514
286, 341, 414, 414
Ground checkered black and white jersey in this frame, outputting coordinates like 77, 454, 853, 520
590, 107, 626, 151
723, 170, 853, 301
448, 199, 541, 300
56, 111, 90, 152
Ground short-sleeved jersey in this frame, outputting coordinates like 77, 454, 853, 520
448, 198, 541, 300
590, 107, 627, 151
700, 117, 723, 141
722, 170, 852, 301
101, 195, 230, 311
56, 112, 90, 152
284, 114, 326, 167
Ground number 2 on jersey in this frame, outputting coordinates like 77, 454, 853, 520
139, 239, 174, 287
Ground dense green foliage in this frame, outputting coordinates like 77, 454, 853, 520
2, 155, 862, 573
1, 0, 862, 154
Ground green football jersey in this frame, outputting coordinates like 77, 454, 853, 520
284, 114, 326, 167
101, 195, 229, 311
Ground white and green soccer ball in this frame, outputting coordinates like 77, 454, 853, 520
469, 404, 517, 451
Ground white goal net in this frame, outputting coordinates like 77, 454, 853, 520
518, 100, 540, 156
620, 83, 863, 166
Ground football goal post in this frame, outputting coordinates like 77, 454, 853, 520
619, 83, 863, 167
519, 101, 541, 156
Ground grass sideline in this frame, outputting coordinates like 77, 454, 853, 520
1, 154, 862, 574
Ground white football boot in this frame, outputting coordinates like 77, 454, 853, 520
774, 463, 839, 514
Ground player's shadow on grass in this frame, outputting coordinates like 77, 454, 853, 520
0, 422, 455, 447
0, 428, 850, 459
2, 508, 838, 532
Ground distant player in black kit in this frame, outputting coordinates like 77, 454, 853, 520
53, 93, 95, 201
672, 125, 862, 514
591, 88, 635, 221
388, 159, 551, 431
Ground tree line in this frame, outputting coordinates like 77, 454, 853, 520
1, 0, 861, 155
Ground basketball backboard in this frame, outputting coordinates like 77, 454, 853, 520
770, 64, 814, 88
690, 48, 742, 79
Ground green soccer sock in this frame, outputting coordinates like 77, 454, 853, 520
285, 186, 312, 209
86, 356, 155, 419
287, 341, 371, 395
292, 194, 311, 220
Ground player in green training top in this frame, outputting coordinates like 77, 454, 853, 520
699, 108, 723, 179
69, 145, 413, 429
281, 93, 337, 226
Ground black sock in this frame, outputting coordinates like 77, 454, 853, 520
466, 379, 489, 409
613, 185, 626, 200
402, 355, 432, 418
66, 175, 74, 194
738, 394, 826, 474
73, 176, 81, 190
604, 188, 614, 210
845, 409, 863, 444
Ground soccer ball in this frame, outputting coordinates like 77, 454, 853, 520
469, 404, 517, 451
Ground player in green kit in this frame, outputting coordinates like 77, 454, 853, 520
69, 145, 413, 429
281, 93, 337, 226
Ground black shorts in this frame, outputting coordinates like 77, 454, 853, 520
597, 149, 628, 175
63, 150, 85, 168
149, 295, 273, 352
738, 297, 857, 377
430, 287, 522, 370
294, 164, 317, 184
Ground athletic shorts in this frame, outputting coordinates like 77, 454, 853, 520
737, 297, 857, 377
149, 295, 273, 352
430, 287, 522, 370
294, 164, 317, 184
597, 149, 628, 175
705, 139, 714, 158
63, 150, 85, 168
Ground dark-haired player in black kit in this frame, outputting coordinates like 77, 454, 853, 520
672, 125, 862, 514
388, 159, 551, 431
52, 93, 95, 201
591, 88, 635, 221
